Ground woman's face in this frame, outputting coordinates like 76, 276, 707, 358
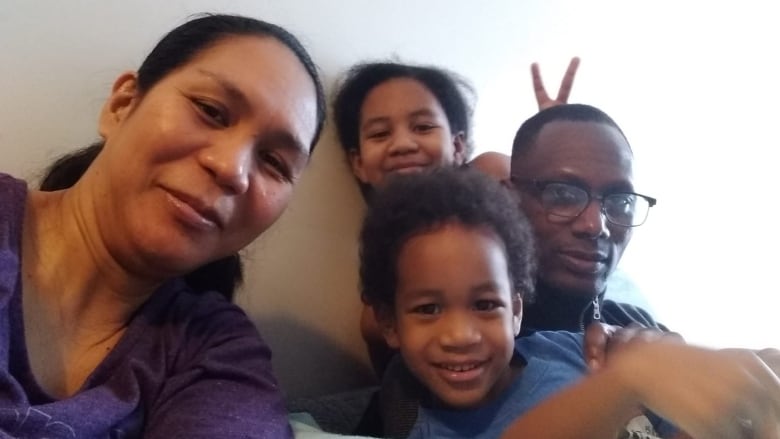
94, 35, 318, 277
350, 78, 465, 188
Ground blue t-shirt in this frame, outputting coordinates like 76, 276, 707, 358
0, 174, 292, 438
407, 331, 675, 439
407, 331, 585, 439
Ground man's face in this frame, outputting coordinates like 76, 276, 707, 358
512, 120, 635, 298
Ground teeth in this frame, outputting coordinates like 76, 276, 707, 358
441, 363, 479, 372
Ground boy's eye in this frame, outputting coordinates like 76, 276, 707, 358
412, 303, 440, 315
474, 300, 502, 312
194, 99, 229, 127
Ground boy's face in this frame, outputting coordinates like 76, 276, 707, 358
383, 222, 522, 409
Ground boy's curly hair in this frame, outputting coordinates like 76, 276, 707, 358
359, 167, 536, 310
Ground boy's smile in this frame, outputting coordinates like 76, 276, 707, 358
384, 222, 522, 409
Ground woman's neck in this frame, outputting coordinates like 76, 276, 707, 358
22, 187, 158, 332
21, 187, 164, 398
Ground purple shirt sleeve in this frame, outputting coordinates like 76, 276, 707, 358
143, 296, 292, 439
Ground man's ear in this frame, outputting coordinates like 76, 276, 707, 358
375, 305, 400, 349
349, 149, 371, 184
512, 293, 523, 337
452, 131, 466, 165
98, 71, 140, 138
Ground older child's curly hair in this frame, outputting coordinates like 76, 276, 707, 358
359, 167, 536, 310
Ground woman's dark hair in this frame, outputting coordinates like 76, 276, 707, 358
359, 168, 536, 311
38, 13, 329, 301
40, 142, 243, 300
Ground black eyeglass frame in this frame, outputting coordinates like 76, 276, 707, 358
510, 177, 657, 227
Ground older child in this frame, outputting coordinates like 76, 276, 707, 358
359, 168, 780, 439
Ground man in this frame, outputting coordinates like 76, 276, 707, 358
507, 103, 665, 334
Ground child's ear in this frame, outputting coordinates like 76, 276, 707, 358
376, 305, 401, 349
512, 293, 523, 337
349, 149, 371, 184
99, 71, 140, 138
452, 131, 466, 165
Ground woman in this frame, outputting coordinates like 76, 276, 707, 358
0, 14, 325, 438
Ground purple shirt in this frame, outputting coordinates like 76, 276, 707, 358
0, 173, 292, 438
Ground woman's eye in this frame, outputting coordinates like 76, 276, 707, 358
412, 303, 440, 315
257, 151, 292, 182
194, 100, 229, 127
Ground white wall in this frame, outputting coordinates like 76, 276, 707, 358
2, 0, 777, 398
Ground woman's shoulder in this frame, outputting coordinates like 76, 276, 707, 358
140, 279, 259, 340
102, 279, 269, 383
0, 172, 25, 186
0, 172, 28, 291
0, 172, 28, 219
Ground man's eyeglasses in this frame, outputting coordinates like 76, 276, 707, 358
511, 178, 656, 227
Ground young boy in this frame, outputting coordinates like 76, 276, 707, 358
358, 168, 780, 439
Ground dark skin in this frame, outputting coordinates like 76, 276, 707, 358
580, 323, 780, 439
501, 338, 780, 439
360, 58, 581, 376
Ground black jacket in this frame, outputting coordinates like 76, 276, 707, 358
520, 290, 668, 336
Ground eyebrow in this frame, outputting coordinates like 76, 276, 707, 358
257, 130, 310, 160
471, 282, 500, 295
197, 68, 250, 109
361, 108, 440, 130
402, 282, 501, 301
408, 108, 438, 119
535, 172, 635, 194
402, 288, 441, 300
197, 69, 309, 158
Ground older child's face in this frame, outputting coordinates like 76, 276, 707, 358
95, 35, 317, 277
385, 222, 521, 409
350, 78, 465, 187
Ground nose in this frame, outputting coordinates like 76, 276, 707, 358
571, 199, 611, 239
388, 128, 420, 155
438, 311, 481, 350
198, 136, 253, 195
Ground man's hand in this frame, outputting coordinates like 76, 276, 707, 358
584, 322, 683, 372
531, 57, 580, 111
